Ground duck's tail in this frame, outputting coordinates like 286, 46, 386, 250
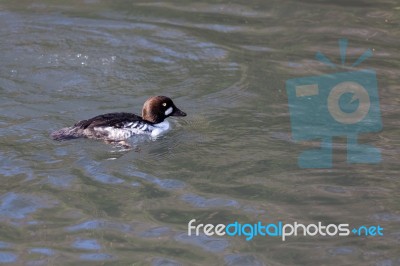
50, 127, 85, 141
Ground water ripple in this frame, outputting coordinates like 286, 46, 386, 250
131, 171, 185, 190
328, 246, 356, 255
152, 257, 182, 266
29, 248, 55, 256
224, 254, 264, 266
135, 3, 271, 18
181, 194, 239, 208
72, 238, 101, 250
0, 252, 18, 263
45, 175, 76, 188
140, 226, 171, 238
371, 213, 400, 222
83, 163, 125, 184
79, 253, 114, 261
174, 233, 229, 253
0, 242, 12, 249
66, 219, 131, 233
0, 192, 55, 221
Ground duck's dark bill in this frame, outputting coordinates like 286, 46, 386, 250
171, 108, 187, 117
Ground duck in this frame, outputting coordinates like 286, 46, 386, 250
51, 96, 186, 142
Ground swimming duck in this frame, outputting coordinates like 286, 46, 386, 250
51, 96, 186, 142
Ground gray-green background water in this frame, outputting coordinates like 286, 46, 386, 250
0, 0, 399, 265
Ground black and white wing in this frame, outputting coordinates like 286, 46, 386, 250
74, 112, 143, 129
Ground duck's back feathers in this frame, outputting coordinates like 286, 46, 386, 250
74, 112, 144, 129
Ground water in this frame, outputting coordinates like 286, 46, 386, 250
0, 0, 399, 265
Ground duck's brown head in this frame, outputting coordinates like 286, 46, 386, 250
142, 96, 186, 124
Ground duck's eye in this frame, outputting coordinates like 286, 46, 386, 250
162, 103, 167, 107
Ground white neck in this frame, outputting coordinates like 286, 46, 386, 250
151, 120, 170, 137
